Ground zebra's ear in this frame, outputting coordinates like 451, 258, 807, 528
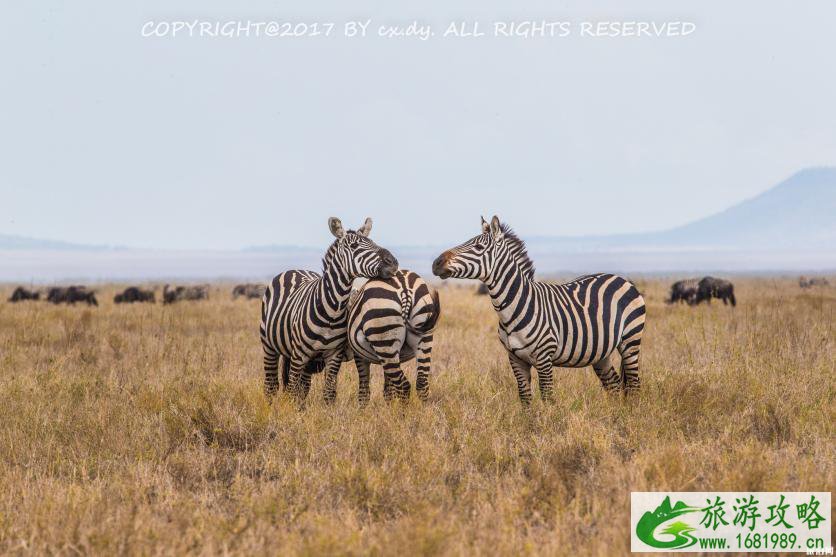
328, 217, 345, 238
357, 217, 372, 237
481, 216, 490, 233
490, 215, 503, 239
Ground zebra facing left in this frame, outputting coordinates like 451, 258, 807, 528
432, 215, 646, 404
260, 217, 399, 402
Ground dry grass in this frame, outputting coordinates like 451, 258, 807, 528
0, 279, 833, 555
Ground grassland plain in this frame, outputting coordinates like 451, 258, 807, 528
0, 279, 833, 556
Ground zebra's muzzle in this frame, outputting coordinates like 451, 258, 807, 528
378, 249, 398, 279
432, 252, 452, 279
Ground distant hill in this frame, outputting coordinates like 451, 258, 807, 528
2, 168, 834, 279
0, 234, 105, 251
527, 167, 836, 252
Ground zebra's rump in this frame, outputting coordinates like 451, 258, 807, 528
260, 269, 324, 358
347, 270, 440, 363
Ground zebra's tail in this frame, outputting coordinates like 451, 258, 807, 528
406, 288, 441, 335
280, 356, 291, 388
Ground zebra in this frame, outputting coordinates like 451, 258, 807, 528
431, 215, 646, 404
346, 270, 441, 404
260, 217, 399, 402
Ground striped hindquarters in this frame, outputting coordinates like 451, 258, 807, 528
347, 270, 440, 401
347, 270, 439, 363
548, 273, 645, 369
260, 270, 322, 395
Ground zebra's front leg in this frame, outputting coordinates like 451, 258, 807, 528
321, 352, 344, 404
382, 357, 410, 402
535, 358, 554, 402
508, 352, 532, 405
355, 357, 372, 406
415, 334, 434, 401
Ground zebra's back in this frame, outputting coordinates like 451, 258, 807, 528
528, 273, 645, 368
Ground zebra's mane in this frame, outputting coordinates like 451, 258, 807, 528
321, 230, 358, 271
501, 223, 535, 279
322, 240, 339, 271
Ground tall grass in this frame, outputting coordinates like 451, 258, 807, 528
0, 280, 833, 555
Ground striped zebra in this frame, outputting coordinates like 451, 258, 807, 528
346, 270, 441, 404
260, 217, 399, 402
431, 216, 645, 404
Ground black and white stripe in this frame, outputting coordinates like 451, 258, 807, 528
432, 216, 645, 403
260, 217, 398, 402
346, 270, 441, 404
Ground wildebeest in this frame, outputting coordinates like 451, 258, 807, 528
162, 284, 210, 304
695, 276, 736, 306
8, 286, 41, 302
799, 276, 830, 288
667, 279, 699, 305
114, 286, 155, 304
47, 286, 98, 306
232, 283, 266, 300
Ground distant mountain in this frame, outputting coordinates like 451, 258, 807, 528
527, 167, 836, 252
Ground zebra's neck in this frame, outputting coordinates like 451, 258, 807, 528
484, 254, 535, 326
318, 255, 354, 320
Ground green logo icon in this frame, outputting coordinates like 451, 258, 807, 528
636, 496, 701, 549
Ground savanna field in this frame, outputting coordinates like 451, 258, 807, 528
0, 279, 833, 555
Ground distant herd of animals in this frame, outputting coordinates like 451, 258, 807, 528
666, 276, 737, 306
6, 283, 266, 306
4, 217, 832, 405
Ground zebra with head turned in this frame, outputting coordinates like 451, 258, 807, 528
346, 270, 441, 404
260, 217, 399, 402
432, 216, 646, 404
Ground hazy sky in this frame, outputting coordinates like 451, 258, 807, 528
2, 1, 835, 250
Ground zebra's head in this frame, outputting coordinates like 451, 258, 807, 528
432, 216, 534, 281
327, 217, 399, 280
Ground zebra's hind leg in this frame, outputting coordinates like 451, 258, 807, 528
263, 347, 280, 398
508, 352, 532, 405
355, 357, 372, 406
592, 352, 621, 392
618, 337, 642, 394
382, 374, 393, 400
382, 357, 410, 402
415, 334, 434, 401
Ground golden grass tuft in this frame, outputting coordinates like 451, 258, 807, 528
0, 279, 833, 555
